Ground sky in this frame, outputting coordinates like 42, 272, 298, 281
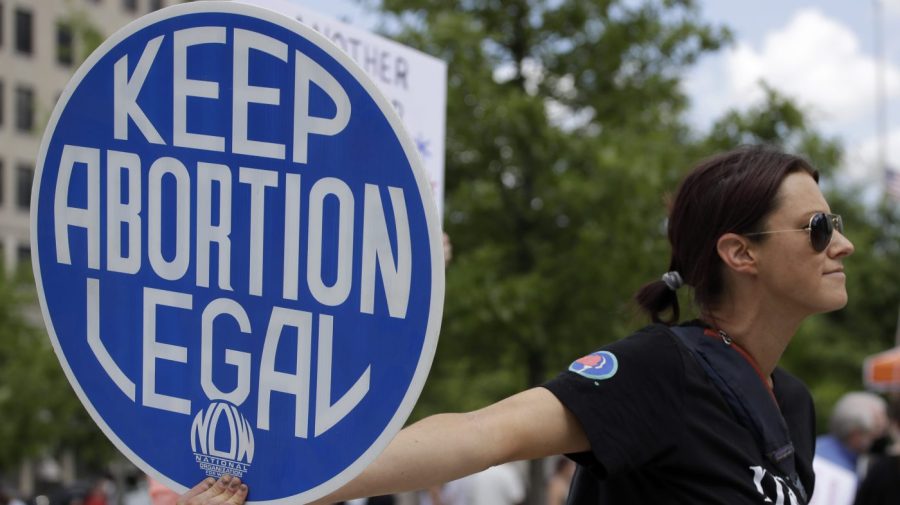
687, 0, 900, 187
295, 0, 900, 188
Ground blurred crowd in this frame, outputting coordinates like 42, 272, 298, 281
0, 457, 574, 505
810, 392, 900, 505
6, 390, 900, 505
0, 474, 150, 505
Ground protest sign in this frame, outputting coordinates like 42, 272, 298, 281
31, 2, 444, 503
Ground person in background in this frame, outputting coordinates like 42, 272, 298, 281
176, 145, 854, 504
0, 485, 27, 505
339, 496, 395, 505
122, 475, 150, 505
809, 392, 888, 505
852, 396, 900, 505
545, 458, 575, 505
418, 478, 469, 505
149, 478, 179, 505
465, 462, 524, 505
82, 479, 110, 505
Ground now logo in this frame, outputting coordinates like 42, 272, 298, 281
191, 401, 255, 466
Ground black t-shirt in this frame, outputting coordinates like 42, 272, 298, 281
542, 324, 816, 504
853, 455, 900, 505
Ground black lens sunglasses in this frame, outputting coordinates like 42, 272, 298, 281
744, 213, 843, 253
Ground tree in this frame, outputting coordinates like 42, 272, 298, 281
0, 267, 114, 477
361, 0, 728, 502
0, 5, 114, 481
702, 83, 843, 176
360, 0, 900, 501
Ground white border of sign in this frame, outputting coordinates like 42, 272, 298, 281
30, 2, 444, 503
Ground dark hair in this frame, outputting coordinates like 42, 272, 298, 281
635, 145, 819, 323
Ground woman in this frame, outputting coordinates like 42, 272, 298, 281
178, 145, 854, 504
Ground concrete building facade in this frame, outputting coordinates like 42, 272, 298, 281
0, 0, 177, 495
0, 0, 176, 275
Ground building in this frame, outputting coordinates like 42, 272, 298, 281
0, 0, 178, 495
0, 0, 177, 275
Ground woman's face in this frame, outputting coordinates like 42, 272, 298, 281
751, 171, 855, 317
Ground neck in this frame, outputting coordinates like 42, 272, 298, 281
703, 301, 803, 380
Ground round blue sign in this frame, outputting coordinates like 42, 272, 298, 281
31, 2, 443, 503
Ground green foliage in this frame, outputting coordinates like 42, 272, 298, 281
359, 0, 730, 417
4, 0, 894, 482
0, 4, 112, 476
0, 270, 114, 472
359, 0, 900, 439
703, 84, 844, 177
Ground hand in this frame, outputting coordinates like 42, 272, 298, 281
177, 475, 248, 505
443, 233, 452, 268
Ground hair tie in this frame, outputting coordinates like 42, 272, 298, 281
661, 271, 683, 291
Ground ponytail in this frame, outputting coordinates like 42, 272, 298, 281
634, 271, 682, 324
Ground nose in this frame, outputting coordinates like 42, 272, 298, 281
828, 229, 854, 258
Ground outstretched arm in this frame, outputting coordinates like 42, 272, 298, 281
186, 387, 588, 505
313, 387, 587, 503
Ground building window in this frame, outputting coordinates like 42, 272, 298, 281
15, 243, 31, 278
16, 244, 30, 265
16, 163, 32, 211
57, 22, 74, 66
123, 0, 138, 13
15, 86, 33, 133
14, 8, 32, 55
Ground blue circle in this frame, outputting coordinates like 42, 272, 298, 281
32, 3, 443, 503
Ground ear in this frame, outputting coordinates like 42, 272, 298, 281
716, 232, 758, 274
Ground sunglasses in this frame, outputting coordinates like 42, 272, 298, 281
745, 212, 843, 253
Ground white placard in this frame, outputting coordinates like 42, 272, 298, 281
238, 0, 447, 219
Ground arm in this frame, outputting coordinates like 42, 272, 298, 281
312, 387, 588, 503
185, 387, 588, 505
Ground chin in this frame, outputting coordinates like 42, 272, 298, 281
817, 291, 849, 314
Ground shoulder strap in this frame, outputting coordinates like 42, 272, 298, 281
668, 325, 808, 503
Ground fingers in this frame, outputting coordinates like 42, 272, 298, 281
216, 476, 246, 505
180, 475, 249, 505
201, 475, 234, 503
226, 482, 249, 505
207, 475, 242, 505
177, 477, 215, 505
